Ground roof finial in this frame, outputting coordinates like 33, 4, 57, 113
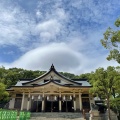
50, 64, 55, 71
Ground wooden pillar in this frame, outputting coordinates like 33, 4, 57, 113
27, 93, 31, 111
79, 92, 82, 111
73, 92, 76, 112
21, 92, 25, 110
59, 92, 61, 112
42, 92, 45, 112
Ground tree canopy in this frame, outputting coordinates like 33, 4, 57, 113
85, 66, 120, 120
0, 83, 9, 101
101, 18, 120, 63
89, 66, 120, 98
0, 67, 46, 88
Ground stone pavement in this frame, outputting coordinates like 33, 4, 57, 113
30, 112, 86, 120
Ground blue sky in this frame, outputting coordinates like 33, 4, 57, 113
0, 0, 119, 74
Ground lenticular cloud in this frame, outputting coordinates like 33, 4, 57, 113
10, 43, 82, 71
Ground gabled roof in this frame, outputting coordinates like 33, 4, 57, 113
13, 64, 91, 88
22, 64, 81, 86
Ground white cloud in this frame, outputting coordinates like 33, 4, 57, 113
1, 42, 119, 75
7, 43, 82, 72
0, 0, 69, 51
36, 10, 42, 19
0, 1, 35, 50
33, 1, 69, 44
35, 19, 61, 42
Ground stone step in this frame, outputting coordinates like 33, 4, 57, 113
30, 112, 85, 120
30, 117, 85, 120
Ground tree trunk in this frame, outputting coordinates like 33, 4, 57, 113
107, 96, 111, 120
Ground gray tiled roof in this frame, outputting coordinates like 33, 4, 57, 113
15, 80, 91, 87
75, 81, 91, 86
14, 65, 91, 87
15, 81, 29, 86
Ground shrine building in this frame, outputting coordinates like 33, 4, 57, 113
7, 64, 94, 112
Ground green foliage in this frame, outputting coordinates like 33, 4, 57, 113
0, 66, 46, 88
0, 83, 9, 101
110, 97, 120, 111
101, 18, 120, 63
89, 66, 120, 119
79, 73, 91, 79
89, 66, 120, 97
60, 72, 79, 79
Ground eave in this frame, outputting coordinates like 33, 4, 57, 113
10, 79, 92, 88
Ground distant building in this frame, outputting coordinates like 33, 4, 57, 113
7, 64, 94, 112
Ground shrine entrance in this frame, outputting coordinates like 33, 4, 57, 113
61, 100, 73, 112
61, 95, 73, 112
45, 101, 59, 112
31, 101, 42, 112
45, 96, 59, 112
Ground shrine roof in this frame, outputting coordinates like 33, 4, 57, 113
75, 80, 91, 86
12, 64, 92, 88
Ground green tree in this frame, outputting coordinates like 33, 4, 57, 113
60, 72, 79, 79
0, 67, 46, 88
101, 18, 120, 63
90, 66, 120, 120
0, 83, 9, 101
79, 73, 91, 80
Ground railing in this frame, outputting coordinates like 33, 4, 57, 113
0, 109, 31, 120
